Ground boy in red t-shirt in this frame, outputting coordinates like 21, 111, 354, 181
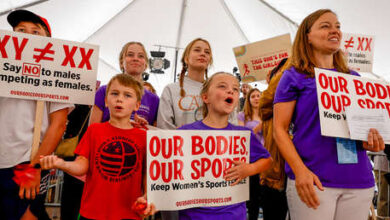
40, 74, 156, 220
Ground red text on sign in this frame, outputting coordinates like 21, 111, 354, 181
0, 35, 28, 60
22, 63, 41, 77
191, 135, 247, 156
149, 159, 184, 183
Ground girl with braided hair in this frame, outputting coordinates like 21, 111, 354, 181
157, 38, 213, 129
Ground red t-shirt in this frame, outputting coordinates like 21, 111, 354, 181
75, 122, 146, 220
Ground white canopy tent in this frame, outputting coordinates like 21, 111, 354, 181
0, 0, 389, 95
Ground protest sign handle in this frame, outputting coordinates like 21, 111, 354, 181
30, 100, 44, 161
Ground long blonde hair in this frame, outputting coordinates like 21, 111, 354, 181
179, 38, 213, 97
288, 9, 349, 76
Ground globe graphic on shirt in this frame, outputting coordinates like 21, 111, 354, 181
97, 140, 138, 179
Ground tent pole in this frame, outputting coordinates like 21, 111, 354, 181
220, 0, 250, 43
0, 0, 48, 16
258, 0, 299, 28
173, 0, 187, 83
173, 49, 179, 82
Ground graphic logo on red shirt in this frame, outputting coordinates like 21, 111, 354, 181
95, 136, 140, 182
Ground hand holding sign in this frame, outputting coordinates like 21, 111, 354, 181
362, 128, 385, 152
224, 160, 251, 186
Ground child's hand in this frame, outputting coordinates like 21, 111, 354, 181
132, 195, 157, 218
224, 160, 251, 186
40, 155, 65, 170
131, 113, 149, 128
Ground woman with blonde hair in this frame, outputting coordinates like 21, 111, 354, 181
273, 9, 384, 220
90, 42, 159, 125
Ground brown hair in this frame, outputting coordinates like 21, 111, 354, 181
289, 9, 349, 76
179, 38, 213, 97
143, 81, 156, 94
106, 73, 144, 101
200, 72, 238, 118
119, 42, 148, 73
243, 88, 262, 122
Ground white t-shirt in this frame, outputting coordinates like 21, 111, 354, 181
0, 97, 73, 168
157, 76, 237, 129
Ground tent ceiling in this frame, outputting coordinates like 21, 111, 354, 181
0, 0, 389, 95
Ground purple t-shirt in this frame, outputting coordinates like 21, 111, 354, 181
237, 112, 264, 145
95, 85, 159, 125
274, 67, 374, 188
178, 120, 270, 220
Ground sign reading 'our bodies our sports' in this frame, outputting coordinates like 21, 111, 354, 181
314, 68, 390, 138
0, 29, 99, 105
147, 130, 250, 210
233, 34, 291, 82
341, 33, 374, 73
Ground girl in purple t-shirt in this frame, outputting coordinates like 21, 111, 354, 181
237, 88, 264, 220
90, 42, 159, 126
178, 72, 271, 220
273, 9, 385, 220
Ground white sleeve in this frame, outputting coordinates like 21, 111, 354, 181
156, 86, 176, 129
48, 102, 75, 115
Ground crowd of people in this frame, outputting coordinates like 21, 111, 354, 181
0, 7, 387, 220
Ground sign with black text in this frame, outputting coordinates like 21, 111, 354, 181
0, 29, 99, 104
315, 68, 390, 139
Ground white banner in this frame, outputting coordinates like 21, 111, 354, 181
341, 33, 374, 73
147, 130, 250, 210
0, 29, 99, 105
314, 68, 390, 139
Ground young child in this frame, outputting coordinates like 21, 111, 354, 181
40, 74, 155, 220
178, 72, 272, 220
0, 9, 72, 220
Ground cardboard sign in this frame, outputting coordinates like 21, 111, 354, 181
233, 34, 291, 82
147, 130, 250, 210
341, 33, 374, 73
0, 29, 99, 105
314, 68, 390, 139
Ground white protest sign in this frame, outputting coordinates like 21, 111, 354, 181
341, 33, 374, 73
147, 130, 250, 210
345, 107, 390, 141
233, 34, 291, 82
0, 29, 99, 105
314, 68, 390, 140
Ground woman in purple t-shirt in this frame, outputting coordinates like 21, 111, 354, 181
273, 9, 385, 220
90, 42, 159, 125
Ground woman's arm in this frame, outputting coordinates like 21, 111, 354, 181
273, 101, 323, 209
89, 105, 103, 125
31, 108, 68, 165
